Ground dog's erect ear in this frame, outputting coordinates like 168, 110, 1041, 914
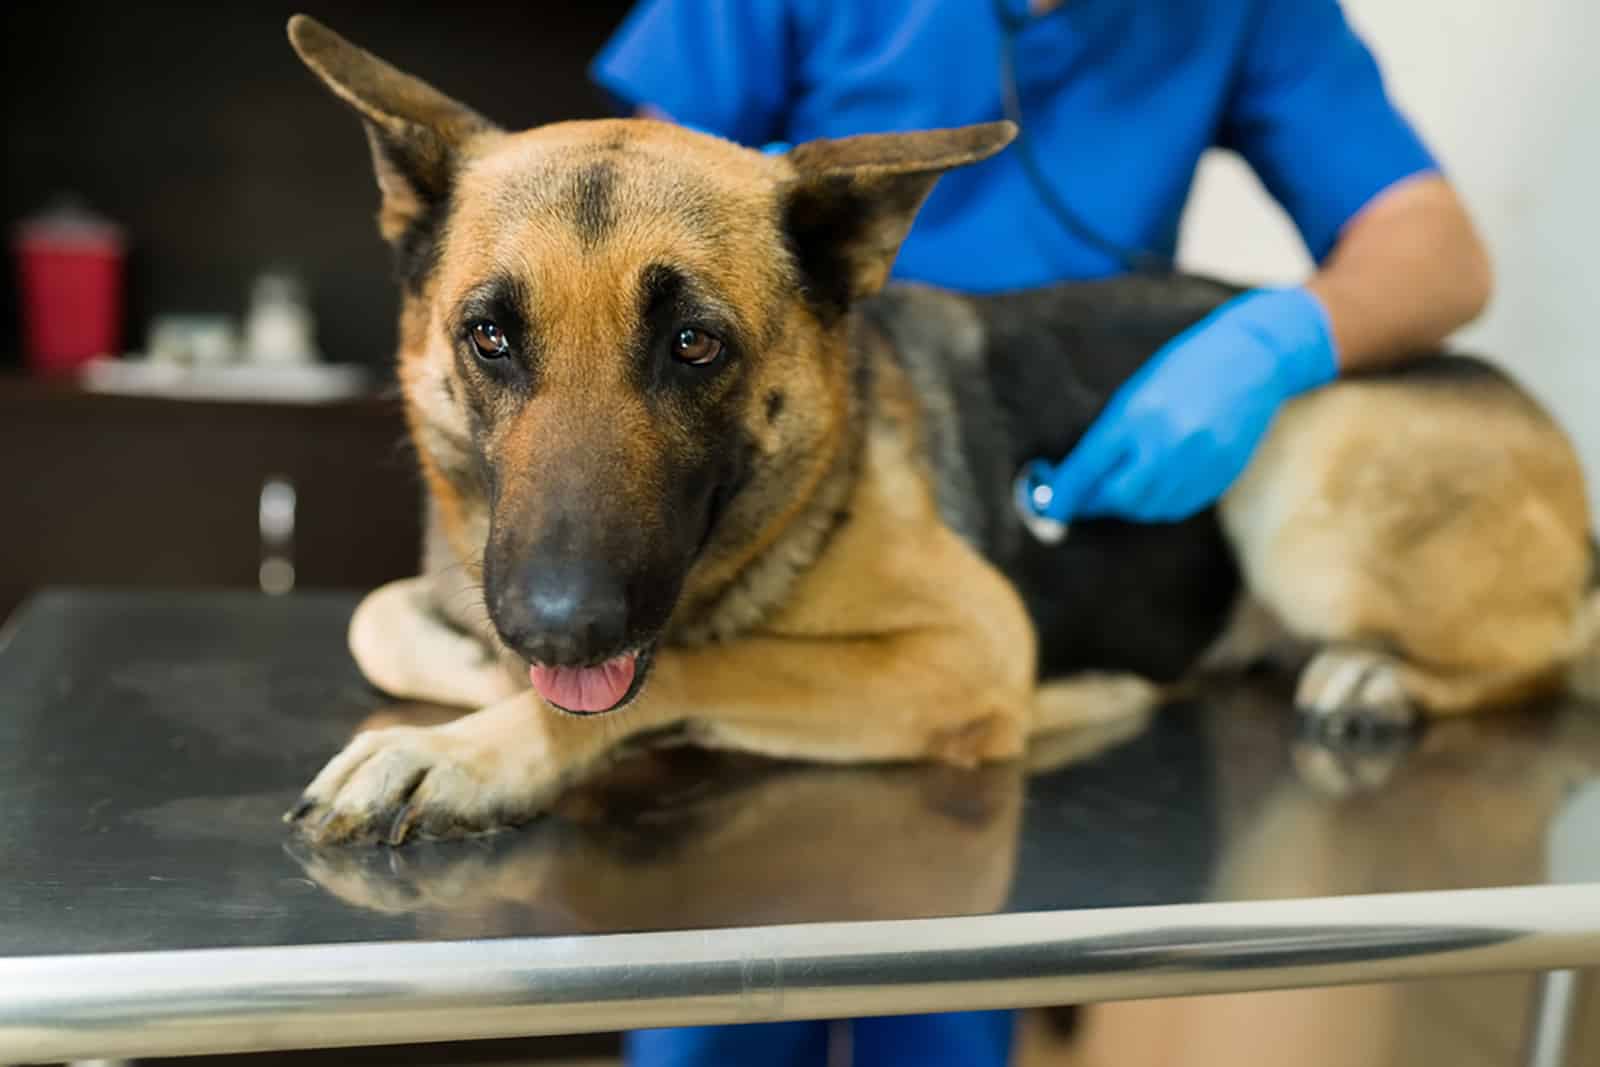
287, 15, 499, 248
781, 122, 1015, 316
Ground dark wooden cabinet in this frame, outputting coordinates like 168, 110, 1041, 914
0, 378, 423, 620
0, 1, 638, 621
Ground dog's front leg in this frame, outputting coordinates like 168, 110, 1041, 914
291, 626, 1029, 844
288, 690, 676, 845
647, 631, 1032, 769
348, 578, 522, 709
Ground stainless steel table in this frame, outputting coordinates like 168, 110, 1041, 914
2, 590, 1598, 1063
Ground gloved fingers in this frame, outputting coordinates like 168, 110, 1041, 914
1040, 415, 1130, 521
1146, 428, 1257, 521
1142, 477, 1213, 523
1138, 431, 1236, 521
1075, 442, 1163, 520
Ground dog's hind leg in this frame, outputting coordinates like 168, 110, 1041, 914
1570, 583, 1600, 699
1222, 368, 1594, 724
1025, 674, 1162, 772
1294, 645, 1563, 735
1031, 673, 1162, 733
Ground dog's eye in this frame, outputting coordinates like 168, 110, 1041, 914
671, 327, 723, 366
468, 321, 510, 360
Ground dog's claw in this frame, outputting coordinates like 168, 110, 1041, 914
386, 801, 419, 847
283, 796, 316, 823
287, 724, 557, 845
307, 807, 346, 842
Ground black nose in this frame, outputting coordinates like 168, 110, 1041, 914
491, 558, 630, 665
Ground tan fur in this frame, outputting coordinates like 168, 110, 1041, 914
284, 17, 1042, 842
1570, 588, 1600, 699
670, 300, 861, 644
1223, 375, 1593, 715
285, 16, 1596, 844
304, 322, 1038, 839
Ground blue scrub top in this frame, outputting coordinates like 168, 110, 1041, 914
592, 0, 1437, 292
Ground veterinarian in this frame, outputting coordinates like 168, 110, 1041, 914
592, 0, 1490, 1064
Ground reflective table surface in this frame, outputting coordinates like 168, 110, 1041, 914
2, 590, 1598, 1061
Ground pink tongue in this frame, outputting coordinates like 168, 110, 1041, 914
528, 652, 638, 713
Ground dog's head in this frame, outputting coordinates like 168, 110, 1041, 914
289, 16, 1012, 714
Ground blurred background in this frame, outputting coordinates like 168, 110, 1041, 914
1182, 0, 1600, 531
2, 0, 1596, 623
1, 1, 637, 620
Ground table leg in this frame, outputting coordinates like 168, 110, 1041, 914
1522, 969, 1587, 1067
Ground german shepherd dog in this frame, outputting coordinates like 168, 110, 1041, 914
284, 17, 1599, 845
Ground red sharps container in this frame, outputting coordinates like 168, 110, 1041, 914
14, 200, 127, 376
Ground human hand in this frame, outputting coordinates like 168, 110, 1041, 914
1030, 287, 1339, 524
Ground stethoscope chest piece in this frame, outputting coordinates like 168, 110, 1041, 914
1013, 461, 1070, 545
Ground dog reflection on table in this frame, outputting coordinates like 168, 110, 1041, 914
290, 702, 1030, 935
1034, 688, 1600, 1067
292, 688, 1600, 1064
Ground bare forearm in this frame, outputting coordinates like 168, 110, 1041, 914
1305, 173, 1492, 373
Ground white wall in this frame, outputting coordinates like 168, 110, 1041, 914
1178, 0, 1600, 524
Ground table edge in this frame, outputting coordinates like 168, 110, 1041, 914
4, 883, 1599, 1061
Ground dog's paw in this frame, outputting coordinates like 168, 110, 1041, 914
1293, 647, 1417, 796
1295, 647, 1416, 734
286, 724, 556, 845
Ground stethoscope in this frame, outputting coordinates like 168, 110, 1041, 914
1013, 461, 1070, 544
993, 0, 1174, 543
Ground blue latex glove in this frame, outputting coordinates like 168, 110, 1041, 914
1031, 287, 1339, 524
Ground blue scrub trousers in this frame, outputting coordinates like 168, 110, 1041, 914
625, 1011, 1015, 1067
